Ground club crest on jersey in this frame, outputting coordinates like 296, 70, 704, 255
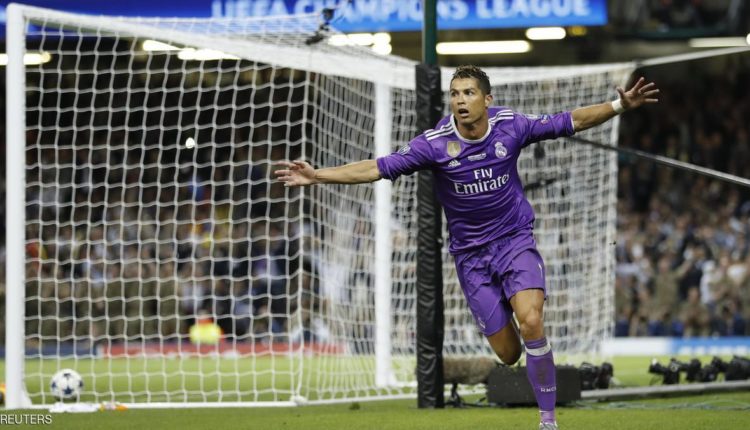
447, 141, 461, 158
494, 142, 507, 158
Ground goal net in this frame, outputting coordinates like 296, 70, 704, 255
5, 4, 632, 408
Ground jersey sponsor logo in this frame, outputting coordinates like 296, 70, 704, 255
397, 144, 410, 155
448, 159, 461, 168
453, 168, 510, 195
494, 141, 507, 158
447, 141, 461, 158
467, 152, 487, 161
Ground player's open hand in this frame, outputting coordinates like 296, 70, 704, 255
618, 77, 659, 110
274, 160, 317, 187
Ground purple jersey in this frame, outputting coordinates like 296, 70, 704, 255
376, 106, 575, 254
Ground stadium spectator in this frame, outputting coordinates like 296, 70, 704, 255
679, 287, 711, 337
647, 256, 681, 335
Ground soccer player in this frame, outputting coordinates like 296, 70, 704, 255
275, 65, 658, 430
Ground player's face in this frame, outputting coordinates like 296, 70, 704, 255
449, 78, 492, 128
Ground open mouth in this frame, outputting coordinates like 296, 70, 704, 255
457, 108, 470, 118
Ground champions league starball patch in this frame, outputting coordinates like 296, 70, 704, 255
397, 144, 410, 155
524, 113, 550, 124
494, 142, 507, 158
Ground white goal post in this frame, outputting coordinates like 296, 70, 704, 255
5, 3, 634, 409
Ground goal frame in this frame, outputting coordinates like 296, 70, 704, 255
12, 2, 727, 410
3, 3, 404, 409
5, 2, 31, 410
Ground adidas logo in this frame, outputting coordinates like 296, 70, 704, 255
448, 159, 461, 168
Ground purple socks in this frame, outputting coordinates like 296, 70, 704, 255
525, 336, 556, 424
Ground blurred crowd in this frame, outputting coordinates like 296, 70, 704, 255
610, 0, 748, 32
0, 59, 335, 348
9, 141, 331, 347
0, 49, 749, 349
615, 58, 750, 337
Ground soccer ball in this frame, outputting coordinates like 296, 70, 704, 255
50, 369, 83, 401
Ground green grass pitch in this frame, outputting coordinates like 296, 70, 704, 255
2, 355, 749, 429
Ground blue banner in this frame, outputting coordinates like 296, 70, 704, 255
603, 337, 750, 357
1, 0, 606, 34
211, 0, 608, 31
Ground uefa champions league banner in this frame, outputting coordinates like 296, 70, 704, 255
210, 0, 608, 31
0, 0, 607, 34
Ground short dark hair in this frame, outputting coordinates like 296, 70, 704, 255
451, 65, 491, 95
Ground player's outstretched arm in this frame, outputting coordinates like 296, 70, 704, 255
572, 77, 659, 132
274, 159, 381, 187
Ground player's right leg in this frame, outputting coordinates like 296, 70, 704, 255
454, 248, 521, 364
486, 317, 522, 365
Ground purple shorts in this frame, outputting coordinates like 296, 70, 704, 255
454, 231, 546, 336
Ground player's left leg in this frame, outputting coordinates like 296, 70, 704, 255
510, 289, 556, 425
507, 251, 557, 428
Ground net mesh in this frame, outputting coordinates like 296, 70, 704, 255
12, 5, 631, 405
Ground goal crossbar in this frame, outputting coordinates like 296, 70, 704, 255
13, 3, 416, 89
